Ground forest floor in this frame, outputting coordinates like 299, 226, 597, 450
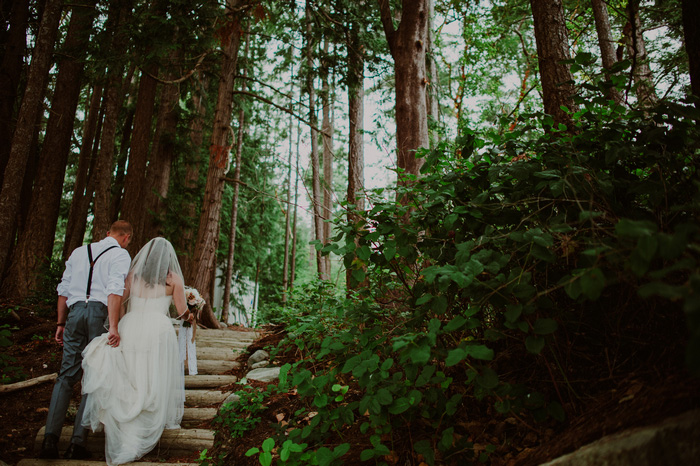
1, 304, 699, 465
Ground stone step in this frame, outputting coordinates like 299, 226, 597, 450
19, 461, 198, 466
196, 346, 243, 360
194, 359, 240, 375
184, 389, 232, 407
34, 426, 213, 458
185, 374, 237, 388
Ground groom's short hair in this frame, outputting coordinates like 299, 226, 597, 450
110, 220, 133, 237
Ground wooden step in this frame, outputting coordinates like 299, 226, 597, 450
34, 426, 213, 457
193, 359, 240, 375
184, 389, 232, 407
196, 346, 243, 360
19, 461, 198, 466
182, 407, 217, 425
192, 338, 251, 349
196, 329, 258, 340
185, 374, 237, 388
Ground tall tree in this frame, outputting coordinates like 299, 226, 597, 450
0, 0, 63, 283
3, 0, 99, 298
92, 0, 134, 241
529, 0, 577, 130
321, 38, 334, 279
624, 0, 658, 107
222, 30, 250, 325
0, 0, 29, 181
377, 0, 430, 187
592, 0, 623, 105
305, 0, 326, 279
187, 0, 248, 329
681, 0, 700, 100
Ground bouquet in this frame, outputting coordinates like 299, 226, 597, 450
180, 286, 205, 376
183, 286, 205, 327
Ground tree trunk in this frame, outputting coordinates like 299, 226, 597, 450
377, 0, 429, 188
426, 0, 439, 145
290, 118, 301, 291
0, 0, 29, 182
178, 74, 210, 279
306, 0, 325, 279
63, 86, 103, 260
346, 16, 366, 290
92, 0, 133, 241
591, 0, 623, 105
144, 52, 182, 239
3, 0, 99, 299
121, 69, 158, 255
222, 30, 250, 325
624, 0, 657, 107
282, 72, 294, 303
530, 0, 577, 130
187, 0, 246, 329
0, 0, 62, 283
321, 39, 334, 280
681, 0, 700, 101
108, 85, 135, 225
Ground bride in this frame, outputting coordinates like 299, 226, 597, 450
81, 237, 193, 465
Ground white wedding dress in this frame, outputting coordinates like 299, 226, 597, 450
81, 295, 184, 466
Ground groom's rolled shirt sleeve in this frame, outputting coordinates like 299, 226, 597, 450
56, 256, 73, 298
106, 251, 131, 296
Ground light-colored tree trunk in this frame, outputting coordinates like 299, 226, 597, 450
426, 0, 440, 145
290, 118, 301, 291
3, 0, 99, 299
306, 0, 325, 279
592, 0, 623, 105
188, 0, 246, 329
0, 0, 62, 283
222, 31, 250, 324
321, 39, 334, 280
624, 0, 658, 107
282, 68, 295, 303
346, 14, 366, 290
530, 0, 578, 130
377, 0, 430, 191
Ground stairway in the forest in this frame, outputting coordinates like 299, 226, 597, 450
17, 327, 257, 466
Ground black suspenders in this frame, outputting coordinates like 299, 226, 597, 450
85, 244, 118, 302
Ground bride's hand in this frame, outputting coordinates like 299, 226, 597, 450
108, 328, 120, 347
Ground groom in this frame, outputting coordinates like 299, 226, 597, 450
38, 220, 132, 460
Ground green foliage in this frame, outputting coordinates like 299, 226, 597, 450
214, 386, 275, 439
236, 94, 700, 464
0, 323, 26, 384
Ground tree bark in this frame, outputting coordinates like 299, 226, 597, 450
0, 0, 62, 283
92, 0, 133, 241
377, 0, 429, 188
530, 0, 577, 130
426, 0, 439, 144
346, 15, 366, 290
624, 0, 657, 107
681, 0, 700, 101
282, 77, 294, 304
290, 117, 301, 291
321, 39, 333, 280
3, 0, 99, 299
178, 74, 210, 279
63, 86, 103, 260
0, 0, 29, 182
121, 69, 158, 255
306, 0, 325, 279
187, 0, 246, 329
222, 30, 250, 325
592, 0, 623, 105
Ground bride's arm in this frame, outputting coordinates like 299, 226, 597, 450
169, 273, 190, 320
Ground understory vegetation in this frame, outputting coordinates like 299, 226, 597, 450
211, 85, 700, 465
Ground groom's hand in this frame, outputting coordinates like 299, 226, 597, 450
107, 328, 120, 347
55, 326, 65, 346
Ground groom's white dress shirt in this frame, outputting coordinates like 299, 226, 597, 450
57, 236, 131, 307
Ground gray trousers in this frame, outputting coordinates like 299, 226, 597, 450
44, 301, 108, 445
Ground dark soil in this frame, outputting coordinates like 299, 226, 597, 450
2, 306, 700, 465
